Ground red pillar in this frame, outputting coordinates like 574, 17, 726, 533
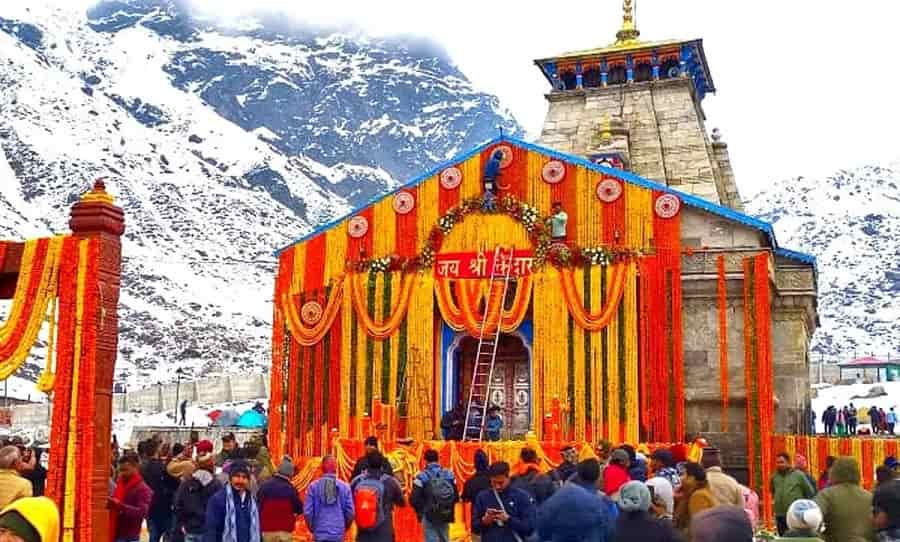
69, 179, 125, 542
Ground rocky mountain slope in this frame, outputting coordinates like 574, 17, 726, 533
0, 0, 519, 387
747, 164, 900, 359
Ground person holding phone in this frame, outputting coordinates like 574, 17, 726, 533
471, 462, 535, 542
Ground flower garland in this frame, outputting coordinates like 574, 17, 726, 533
281, 278, 345, 346
558, 262, 630, 331
717, 255, 729, 432
349, 271, 417, 340
434, 276, 533, 337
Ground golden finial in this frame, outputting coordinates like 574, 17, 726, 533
79, 177, 115, 204
615, 0, 641, 45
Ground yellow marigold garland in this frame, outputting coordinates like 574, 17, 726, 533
349, 271, 416, 340
281, 277, 345, 346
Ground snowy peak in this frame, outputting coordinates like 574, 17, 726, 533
747, 165, 900, 358
0, 0, 521, 388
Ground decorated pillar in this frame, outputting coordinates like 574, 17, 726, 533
575, 62, 583, 89
626, 55, 634, 83
651, 51, 660, 80
600, 58, 608, 87
68, 179, 125, 542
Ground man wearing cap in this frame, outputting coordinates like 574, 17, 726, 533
257, 456, 303, 542
304, 456, 354, 542
174, 452, 222, 542
216, 433, 241, 468
351, 437, 394, 480
0, 496, 60, 542
701, 447, 744, 508
204, 460, 260, 542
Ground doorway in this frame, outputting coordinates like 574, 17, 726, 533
456, 334, 531, 439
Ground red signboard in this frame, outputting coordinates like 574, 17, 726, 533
434, 249, 535, 279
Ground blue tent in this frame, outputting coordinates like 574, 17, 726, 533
236, 409, 267, 428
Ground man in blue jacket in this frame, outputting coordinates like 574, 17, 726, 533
537, 458, 614, 542
304, 455, 354, 542
472, 462, 535, 542
204, 461, 260, 542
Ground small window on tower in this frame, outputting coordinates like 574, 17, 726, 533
634, 62, 652, 82
561, 70, 577, 90
583, 67, 600, 88
608, 65, 627, 85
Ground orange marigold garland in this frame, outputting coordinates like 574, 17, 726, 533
717, 255, 729, 432
754, 253, 775, 524
743, 256, 759, 492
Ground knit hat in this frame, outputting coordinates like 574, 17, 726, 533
0, 510, 40, 542
616, 481, 651, 512
228, 460, 251, 478
278, 455, 295, 477
786, 499, 823, 532
364, 436, 378, 447
196, 440, 214, 454
691, 506, 753, 542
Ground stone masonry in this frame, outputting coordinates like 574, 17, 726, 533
538, 78, 744, 211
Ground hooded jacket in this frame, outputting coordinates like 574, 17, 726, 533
257, 474, 302, 533
536, 479, 614, 542
173, 470, 223, 535
510, 464, 555, 506
0, 496, 59, 542
815, 457, 874, 542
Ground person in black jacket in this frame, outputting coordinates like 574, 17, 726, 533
141, 439, 181, 542
173, 453, 222, 542
462, 450, 492, 504
551, 445, 578, 487
350, 437, 394, 479
509, 448, 555, 506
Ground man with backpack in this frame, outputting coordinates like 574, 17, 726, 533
510, 448, 555, 506
350, 451, 405, 542
411, 449, 459, 542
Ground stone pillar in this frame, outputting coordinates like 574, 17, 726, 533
772, 262, 817, 435
69, 179, 125, 542
710, 129, 744, 212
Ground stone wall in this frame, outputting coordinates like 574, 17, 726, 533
538, 78, 744, 210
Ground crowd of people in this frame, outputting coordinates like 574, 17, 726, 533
818, 404, 897, 436
2, 431, 900, 541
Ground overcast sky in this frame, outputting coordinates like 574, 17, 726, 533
36, 1, 900, 195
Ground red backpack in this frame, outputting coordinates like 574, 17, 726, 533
353, 475, 387, 530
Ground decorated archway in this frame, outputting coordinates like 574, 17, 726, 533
0, 180, 124, 542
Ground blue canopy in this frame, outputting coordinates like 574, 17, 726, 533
236, 409, 267, 428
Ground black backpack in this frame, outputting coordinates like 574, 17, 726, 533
424, 475, 456, 524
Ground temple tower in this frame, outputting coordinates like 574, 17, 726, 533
535, 0, 744, 210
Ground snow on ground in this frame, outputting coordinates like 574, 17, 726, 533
812, 381, 900, 433
112, 398, 266, 447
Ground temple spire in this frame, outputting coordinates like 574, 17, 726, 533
614, 0, 641, 46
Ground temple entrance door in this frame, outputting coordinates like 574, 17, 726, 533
458, 334, 530, 439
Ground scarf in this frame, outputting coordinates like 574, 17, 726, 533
110, 473, 144, 537
223, 484, 260, 542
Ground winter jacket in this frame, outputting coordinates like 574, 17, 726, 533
740, 484, 760, 528
462, 472, 492, 503
536, 480, 614, 542
257, 474, 302, 533
485, 415, 503, 440
472, 485, 536, 542
771, 468, 816, 516
705, 466, 744, 507
603, 463, 630, 496
203, 485, 258, 542
350, 470, 405, 542
552, 461, 578, 486
255, 447, 275, 482
303, 474, 354, 542
0, 496, 60, 542
510, 466, 555, 505
173, 470, 223, 535
614, 510, 680, 542
215, 447, 241, 468
167, 457, 196, 481
350, 455, 394, 480
141, 458, 180, 523
410, 463, 458, 521
0, 468, 33, 509
877, 528, 900, 542
674, 483, 715, 538
111, 475, 153, 541
815, 457, 873, 542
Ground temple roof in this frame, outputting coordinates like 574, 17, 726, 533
275, 134, 815, 270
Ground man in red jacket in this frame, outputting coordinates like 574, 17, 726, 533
257, 456, 302, 541
603, 449, 631, 498
109, 452, 153, 542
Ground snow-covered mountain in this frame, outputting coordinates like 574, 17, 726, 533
0, 0, 520, 388
747, 164, 900, 359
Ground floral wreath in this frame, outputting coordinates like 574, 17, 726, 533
348, 194, 641, 273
